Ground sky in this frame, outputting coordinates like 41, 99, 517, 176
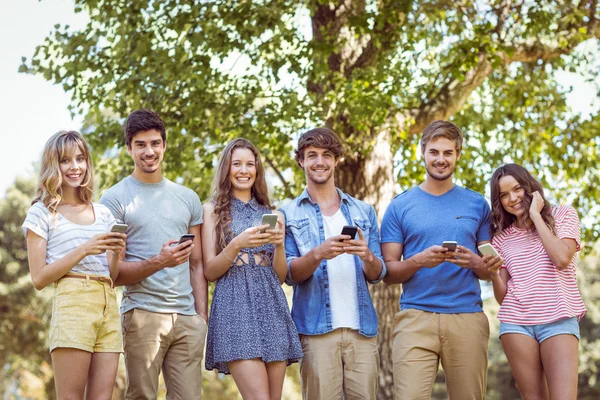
0, 0, 599, 198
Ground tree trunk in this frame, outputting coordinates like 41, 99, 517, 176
336, 129, 399, 400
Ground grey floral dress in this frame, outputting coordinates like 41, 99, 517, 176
205, 197, 303, 374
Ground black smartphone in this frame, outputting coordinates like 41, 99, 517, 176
339, 225, 358, 242
178, 234, 195, 247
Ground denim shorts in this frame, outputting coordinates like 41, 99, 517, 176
499, 317, 580, 343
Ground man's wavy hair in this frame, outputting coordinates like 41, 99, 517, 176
490, 163, 555, 236
210, 138, 272, 250
33, 130, 94, 214
294, 127, 343, 167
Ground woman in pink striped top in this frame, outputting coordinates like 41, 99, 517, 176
483, 163, 586, 400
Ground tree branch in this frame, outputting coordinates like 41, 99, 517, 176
403, 2, 600, 135
264, 155, 293, 199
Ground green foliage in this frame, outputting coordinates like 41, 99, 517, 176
20, 0, 600, 244
0, 177, 54, 397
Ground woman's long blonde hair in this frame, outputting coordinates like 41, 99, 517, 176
34, 130, 94, 213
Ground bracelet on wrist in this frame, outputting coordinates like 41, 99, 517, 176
223, 250, 236, 264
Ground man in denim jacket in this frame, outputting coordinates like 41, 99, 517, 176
280, 127, 386, 400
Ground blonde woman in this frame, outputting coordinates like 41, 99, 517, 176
22, 130, 126, 399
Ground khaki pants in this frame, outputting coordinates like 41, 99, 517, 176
122, 309, 207, 400
300, 328, 379, 400
392, 309, 489, 400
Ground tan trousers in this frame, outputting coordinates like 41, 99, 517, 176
122, 309, 207, 400
392, 309, 489, 400
300, 328, 379, 400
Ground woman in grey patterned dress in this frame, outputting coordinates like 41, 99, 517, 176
202, 138, 302, 399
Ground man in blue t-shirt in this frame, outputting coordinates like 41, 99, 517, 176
381, 120, 492, 399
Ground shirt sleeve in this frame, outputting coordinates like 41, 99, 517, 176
380, 200, 404, 244
280, 207, 301, 286
21, 202, 50, 241
365, 205, 386, 283
99, 188, 125, 223
491, 234, 508, 269
476, 199, 492, 242
97, 204, 117, 231
554, 205, 581, 252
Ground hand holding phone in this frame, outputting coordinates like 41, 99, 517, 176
339, 225, 358, 242
478, 243, 499, 258
442, 241, 457, 252
110, 223, 128, 233
178, 234, 195, 248
260, 214, 278, 233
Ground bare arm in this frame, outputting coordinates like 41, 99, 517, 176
271, 211, 287, 284
490, 268, 510, 305
188, 224, 207, 321
26, 230, 125, 290
529, 192, 577, 269
114, 238, 195, 286
382, 243, 450, 285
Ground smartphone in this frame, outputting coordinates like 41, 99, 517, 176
178, 234, 195, 247
478, 243, 500, 258
339, 225, 358, 242
442, 241, 458, 252
260, 214, 278, 232
110, 223, 128, 233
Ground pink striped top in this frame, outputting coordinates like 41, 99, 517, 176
492, 205, 586, 325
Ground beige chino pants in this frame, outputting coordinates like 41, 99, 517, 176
122, 309, 207, 400
392, 309, 489, 400
300, 328, 379, 400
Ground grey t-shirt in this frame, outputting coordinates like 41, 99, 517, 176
99, 175, 203, 315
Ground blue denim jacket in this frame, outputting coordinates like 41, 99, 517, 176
279, 188, 386, 337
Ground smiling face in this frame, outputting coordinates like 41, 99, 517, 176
59, 147, 87, 190
299, 145, 337, 185
498, 174, 529, 219
127, 129, 165, 176
229, 147, 257, 195
423, 137, 460, 182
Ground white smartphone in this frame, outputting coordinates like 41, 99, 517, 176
260, 214, 278, 232
442, 241, 457, 252
110, 223, 128, 233
478, 243, 500, 258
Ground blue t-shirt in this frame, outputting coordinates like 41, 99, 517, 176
381, 185, 491, 313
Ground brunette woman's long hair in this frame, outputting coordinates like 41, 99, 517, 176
211, 138, 272, 250
33, 130, 94, 214
490, 163, 555, 236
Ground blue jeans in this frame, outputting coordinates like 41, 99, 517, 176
499, 317, 580, 343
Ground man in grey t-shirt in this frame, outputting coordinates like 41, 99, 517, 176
100, 109, 207, 400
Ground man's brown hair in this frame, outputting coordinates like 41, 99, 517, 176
295, 127, 344, 167
420, 120, 463, 155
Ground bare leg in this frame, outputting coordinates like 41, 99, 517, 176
228, 358, 270, 400
540, 334, 579, 400
85, 352, 120, 400
265, 361, 287, 400
501, 334, 548, 400
51, 348, 92, 400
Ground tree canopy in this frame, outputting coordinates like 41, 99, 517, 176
21, 1, 600, 242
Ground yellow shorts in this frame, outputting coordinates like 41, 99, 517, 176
49, 275, 123, 353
